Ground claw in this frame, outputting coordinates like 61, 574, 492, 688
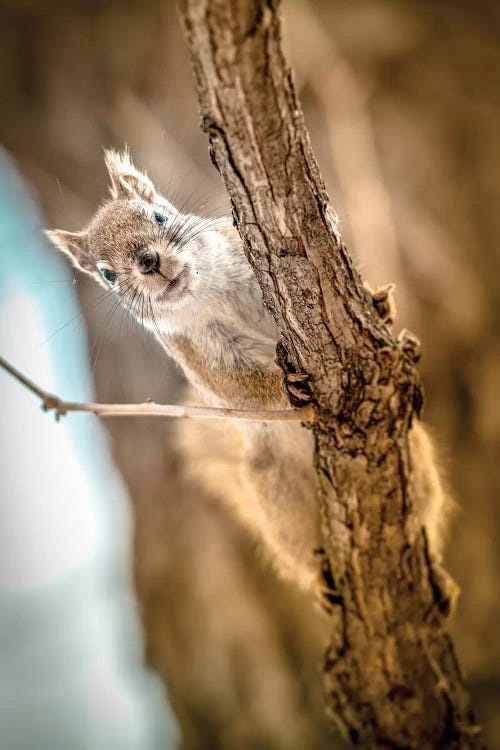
429, 562, 460, 618
313, 548, 342, 615
286, 383, 312, 403
397, 328, 421, 363
369, 283, 397, 326
276, 341, 314, 406
286, 371, 310, 383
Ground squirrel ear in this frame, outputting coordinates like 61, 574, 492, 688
44, 229, 93, 275
104, 148, 156, 203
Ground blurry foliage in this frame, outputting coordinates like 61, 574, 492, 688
0, 0, 498, 747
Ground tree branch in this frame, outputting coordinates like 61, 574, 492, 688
0, 354, 314, 423
179, 1, 484, 747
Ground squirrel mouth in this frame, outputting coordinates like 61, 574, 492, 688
156, 267, 189, 302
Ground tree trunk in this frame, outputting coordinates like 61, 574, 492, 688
179, 1, 484, 747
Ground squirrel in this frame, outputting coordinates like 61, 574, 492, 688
46, 150, 454, 609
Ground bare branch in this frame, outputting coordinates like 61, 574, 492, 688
0, 354, 314, 423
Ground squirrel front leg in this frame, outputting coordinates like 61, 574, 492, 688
158, 333, 286, 409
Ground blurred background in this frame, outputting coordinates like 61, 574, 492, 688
0, 0, 498, 748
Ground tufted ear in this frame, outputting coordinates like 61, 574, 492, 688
44, 229, 93, 275
104, 148, 156, 203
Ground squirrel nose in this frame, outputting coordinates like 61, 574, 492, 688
137, 249, 160, 274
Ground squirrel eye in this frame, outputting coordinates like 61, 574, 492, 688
154, 211, 166, 225
98, 266, 117, 286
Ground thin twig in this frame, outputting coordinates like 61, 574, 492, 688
0, 354, 315, 423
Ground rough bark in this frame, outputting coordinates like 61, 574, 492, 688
179, 1, 484, 747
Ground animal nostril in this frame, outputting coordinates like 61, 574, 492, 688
138, 250, 160, 274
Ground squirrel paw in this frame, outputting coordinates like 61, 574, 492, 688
397, 328, 421, 363
285, 371, 313, 406
313, 547, 342, 616
366, 282, 397, 327
276, 341, 314, 407
428, 561, 460, 619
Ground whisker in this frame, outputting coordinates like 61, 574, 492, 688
41, 286, 116, 345
88, 294, 125, 384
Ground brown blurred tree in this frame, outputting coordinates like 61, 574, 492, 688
0, 0, 498, 748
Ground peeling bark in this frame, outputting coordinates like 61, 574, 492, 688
179, 1, 484, 747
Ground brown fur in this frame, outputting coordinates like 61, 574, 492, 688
164, 334, 285, 409
45, 150, 454, 600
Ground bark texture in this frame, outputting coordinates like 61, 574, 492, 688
180, 1, 484, 747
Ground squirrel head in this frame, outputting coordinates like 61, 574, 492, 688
45, 149, 232, 333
